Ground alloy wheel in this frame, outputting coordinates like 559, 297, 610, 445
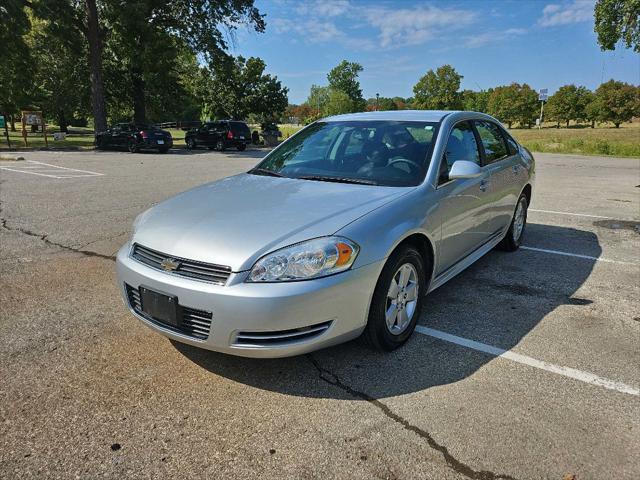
385, 263, 419, 335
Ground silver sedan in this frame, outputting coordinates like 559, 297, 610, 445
116, 110, 535, 357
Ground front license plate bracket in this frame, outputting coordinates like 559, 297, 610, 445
140, 286, 180, 327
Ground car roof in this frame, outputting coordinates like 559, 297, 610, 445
321, 110, 460, 123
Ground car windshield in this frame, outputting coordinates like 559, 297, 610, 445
252, 121, 439, 187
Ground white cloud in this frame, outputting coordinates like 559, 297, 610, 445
365, 6, 476, 48
272, 18, 342, 43
538, 0, 594, 27
295, 0, 350, 18
464, 27, 527, 48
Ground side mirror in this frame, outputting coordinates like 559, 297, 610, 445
449, 160, 482, 180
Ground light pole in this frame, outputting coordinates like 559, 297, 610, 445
376, 93, 380, 111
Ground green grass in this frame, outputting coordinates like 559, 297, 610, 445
509, 122, 640, 158
0, 125, 95, 150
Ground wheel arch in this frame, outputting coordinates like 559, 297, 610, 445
386, 231, 436, 287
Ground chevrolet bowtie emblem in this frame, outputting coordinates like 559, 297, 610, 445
160, 258, 180, 271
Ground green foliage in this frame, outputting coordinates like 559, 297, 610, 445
594, 0, 640, 52
0, 1, 34, 125
199, 56, 288, 121
588, 79, 640, 127
461, 89, 492, 113
487, 83, 538, 128
413, 65, 463, 110
324, 89, 355, 116
545, 85, 592, 126
327, 60, 365, 111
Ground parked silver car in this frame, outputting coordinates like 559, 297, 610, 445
116, 110, 534, 357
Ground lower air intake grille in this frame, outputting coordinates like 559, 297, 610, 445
234, 321, 332, 347
125, 284, 212, 340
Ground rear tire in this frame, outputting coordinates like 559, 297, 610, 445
498, 194, 528, 251
186, 138, 196, 150
362, 245, 428, 351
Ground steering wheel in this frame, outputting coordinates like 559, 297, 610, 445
387, 157, 422, 173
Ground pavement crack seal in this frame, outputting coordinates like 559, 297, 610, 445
0, 216, 116, 261
307, 354, 518, 480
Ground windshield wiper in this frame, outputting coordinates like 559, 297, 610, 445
297, 175, 378, 186
248, 168, 284, 177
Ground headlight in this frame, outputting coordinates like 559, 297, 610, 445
247, 236, 359, 282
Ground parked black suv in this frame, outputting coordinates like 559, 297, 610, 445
185, 120, 251, 151
96, 123, 173, 153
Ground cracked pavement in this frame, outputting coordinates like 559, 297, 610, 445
1, 150, 639, 479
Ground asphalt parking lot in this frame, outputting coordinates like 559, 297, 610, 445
1, 148, 638, 479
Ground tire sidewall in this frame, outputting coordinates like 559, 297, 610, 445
367, 246, 427, 350
511, 195, 528, 248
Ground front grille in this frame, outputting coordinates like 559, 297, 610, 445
234, 321, 332, 347
125, 284, 212, 340
131, 243, 231, 285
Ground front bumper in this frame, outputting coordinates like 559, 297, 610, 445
116, 243, 383, 358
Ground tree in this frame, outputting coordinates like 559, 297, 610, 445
594, 0, 640, 52
413, 65, 463, 110
0, 1, 35, 130
487, 83, 538, 128
461, 89, 491, 113
306, 84, 331, 118
589, 79, 640, 127
201, 56, 288, 121
327, 61, 365, 111
365, 96, 398, 111
324, 89, 355, 116
545, 85, 592, 127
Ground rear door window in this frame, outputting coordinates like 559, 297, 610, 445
474, 121, 509, 165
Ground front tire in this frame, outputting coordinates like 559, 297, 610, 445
216, 140, 226, 152
186, 138, 196, 150
362, 245, 427, 351
128, 140, 138, 153
498, 194, 528, 251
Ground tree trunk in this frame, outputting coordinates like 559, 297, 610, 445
85, 0, 107, 135
591, 120, 595, 128
614, 122, 620, 128
58, 111, 68, 133
10, 114, 16, 132
131, 65, 146, 124
508, 121, 512, 129
566, 119, 569, 128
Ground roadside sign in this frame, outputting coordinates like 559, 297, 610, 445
0, 115, 5, 129
538, 88, 548, 102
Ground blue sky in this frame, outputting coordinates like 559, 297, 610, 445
229, 0, 640, 104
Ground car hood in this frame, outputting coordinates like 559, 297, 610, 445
132, 173, 411, 271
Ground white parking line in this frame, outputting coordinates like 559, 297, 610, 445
520, 246, 637, 265
0, 160, 103, 179
529, 209, 612, 219
416, 326, 640, 396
